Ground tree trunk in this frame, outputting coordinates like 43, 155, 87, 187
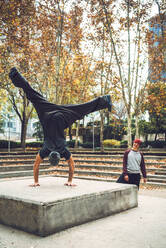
135, 115, 139, 139
127, 112, 132, 147
155, 132, 158, 141
100, 110, 104, 152
21, 115, 28, 151
74, 120, 80, 149
69, 125, 72, 141
145, 134, 148, 143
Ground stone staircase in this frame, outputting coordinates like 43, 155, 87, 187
0, 151, 166, 188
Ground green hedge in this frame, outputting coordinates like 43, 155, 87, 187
25, 140, 165, 149
1, 139, 165, 149
143, 140, 166, 148
66, 140, 82, 148
0, 140, 43, 149
81, 142, 99, 148
0, 140, 21, 148
26, 142, 43, 148
103, 139, 121, 147
120, 140, 128, 148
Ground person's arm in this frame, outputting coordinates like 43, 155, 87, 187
29, 153, 43, 187
140, 152, 147, 183
123, 150, 130, 182
65, 155, 76, 186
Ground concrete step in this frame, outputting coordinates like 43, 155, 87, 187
155, 171, 166, 175
54, 168, 166, 183
147, 173, 166, 179
0, 155, 36, 160
74, 152, 166, 157
73, 154, 166, 161
72, 160, 166, 166
0, 153, 166, 161
0, 164, 165, 187
0, 167, 121, 179
1, 149, 166, 156
52, 169, 166, 185
59, 163, 166, 173
0, 168, 57, 179
1, 162, 165, 173
52, 174, 166, 188
57, 168, 166, 180
0, 159, 165, 168
0, 164, 48, 172
51, 172, 166, 188
147, 178, 166, 184
0, 163, 166, 177
72, 154, 166, 160
0, 150, 165, 189
57, 168, 121, 177
0, 160, 35, 165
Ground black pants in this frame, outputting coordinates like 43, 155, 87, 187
10, 70, 110, 141
117, 173, 141, 189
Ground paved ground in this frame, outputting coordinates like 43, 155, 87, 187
0, 181, 166, 248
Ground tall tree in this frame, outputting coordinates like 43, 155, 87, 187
0, 0, 96, 148
80, 1, 121, 151
88, 0, 153, 146
0, 0, 36, 149
145, 81, 166, 140
148, 1, 165, 82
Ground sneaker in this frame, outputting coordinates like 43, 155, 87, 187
9, 67, 24, 88
102, 95, 112, 112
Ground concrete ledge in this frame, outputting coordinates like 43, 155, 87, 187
0, 177, 138, 236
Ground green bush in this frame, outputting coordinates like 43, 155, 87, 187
26, 142, 43, 148
120, 140, 128, 148
66, 140, 82, 148
81, 142, 98, 148
144, 140, 166, 148
103, 139, 120, 147
0, 140, 21, 148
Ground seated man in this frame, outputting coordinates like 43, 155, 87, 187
9, 67, 112, 187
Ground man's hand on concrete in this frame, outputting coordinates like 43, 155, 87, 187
29, 183, 40, 187
64, 182, 77, 187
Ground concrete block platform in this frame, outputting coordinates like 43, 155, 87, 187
0, 177, 138, 237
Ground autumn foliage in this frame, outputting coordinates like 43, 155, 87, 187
0, 0, 165, 147
145, 82, 166, 116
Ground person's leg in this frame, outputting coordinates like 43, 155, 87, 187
134, 174, 141, 189
9, 68, 59, 124
116, 173, 129, 184
9, 68, 112, 127
9, 67, 45, 103
63, 95, 112, 116
128, 174, 141, 189
57, 95, 112, 128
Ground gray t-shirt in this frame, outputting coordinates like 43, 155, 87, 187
127, 150, 142, 174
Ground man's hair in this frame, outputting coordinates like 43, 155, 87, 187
133, 139, 142, 145
48, 151, 60, 166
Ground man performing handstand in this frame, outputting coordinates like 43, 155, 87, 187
9, 67, 112, 187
